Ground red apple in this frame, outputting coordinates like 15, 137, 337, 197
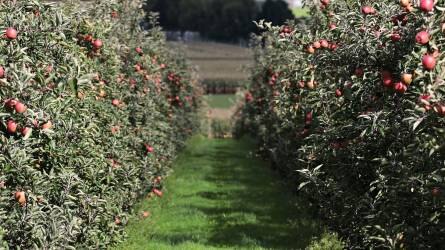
361, 6, 375, 15
420, 0, 434, 12
320, 0, 329, 6
6, 120, 17, 134
92, 39, 103, 49
394, 82, 407, 93
14, 191, 26, 206
381, 70, 393, 87
135, 47, 143, 54
400, 0, 410, 7
401, 73, 413, 85
21, 127, 31, 137
355, 68, 364, 77
422, 54, 436, 70
432, 187, 441, 197
329, 23, 337, 30
335, 89, 342, 97
84, 34, 93, 42
152, 188, 163, 197
313, 41, 321, 49
5, 28, 17, 40
415, 31, 430, 45
307, 46, 315, 54
145, 144, 154, 153
306, 111, 313, 122
320, 39, 329, 48
0, 66, 4, 78
14, 102, 27, 113
42, 121, 53, 130
391, 33, 401, 42
112, 99, 120, 107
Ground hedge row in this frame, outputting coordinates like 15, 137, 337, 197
237, 0, 444, 248
0, 0, 200, 248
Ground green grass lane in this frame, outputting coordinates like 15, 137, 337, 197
205, 95, 236, 109
113, 136, 341, 250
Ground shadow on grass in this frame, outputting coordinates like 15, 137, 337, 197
159, 138, 321, 249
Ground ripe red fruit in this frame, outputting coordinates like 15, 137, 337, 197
320, 0, 329, 6
320, 40, 329, 48
115, 217, 121, 225
335, 89, 342, 97
152, 188, 163, 197
134, 64, 142, 72
306, 111, 313, 122
14, 191, 26, 206
432, 187, 441, 197
391, 33, 401, 42
92, 39, 103, 49
329, 23, 337, 30
111, 11, 118, 18
420, 0, 434, 12
42, 121, 53, 130
14, 102, 27, 113
329, 42, 337, 51
313, 41, 321, 49
354, 68, 364, 77
5, 28, 17, 39
112, 99, 120, 107
135, 47, 143, 54
401, 73, 413, 85
84, 34, 93, 42
6, 120, 17, 134
422, 54, 436, 70
394, 82, 407, 93
145, 144, 154, 153
361, 6, 375, 15
415, 31, 430, 45
7, 99, 21, 108
307, 46, 315, 54
21, 127, 31, 137
245, 92, 253, 102
381, 71, 393, 87
0, 66, 4, 78
400, 0, 410, 7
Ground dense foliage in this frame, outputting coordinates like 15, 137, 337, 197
145, 0, 293, 42
237, 0, 445, 248
0, 0, 200, 248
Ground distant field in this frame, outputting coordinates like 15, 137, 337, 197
168, 41, 253, 82
293, 7, 310, 17
206, 94, 236, 109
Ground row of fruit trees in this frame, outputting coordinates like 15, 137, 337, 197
237, 0, 444, 248
0, 0, 201, 248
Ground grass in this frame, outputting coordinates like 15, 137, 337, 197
293, 7, 310, 18
113, 136, 342, 250
205, 94, 236, 109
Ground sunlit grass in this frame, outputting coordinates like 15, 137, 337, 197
113, 136, 342, 250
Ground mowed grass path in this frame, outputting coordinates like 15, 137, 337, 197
114, 136, 327, 250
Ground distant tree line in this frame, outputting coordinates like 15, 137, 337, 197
144, 0, 294, 42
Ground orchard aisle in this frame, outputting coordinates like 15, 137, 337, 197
114, 136, 325, 250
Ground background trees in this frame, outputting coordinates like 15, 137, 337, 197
145, 0, 294, 42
